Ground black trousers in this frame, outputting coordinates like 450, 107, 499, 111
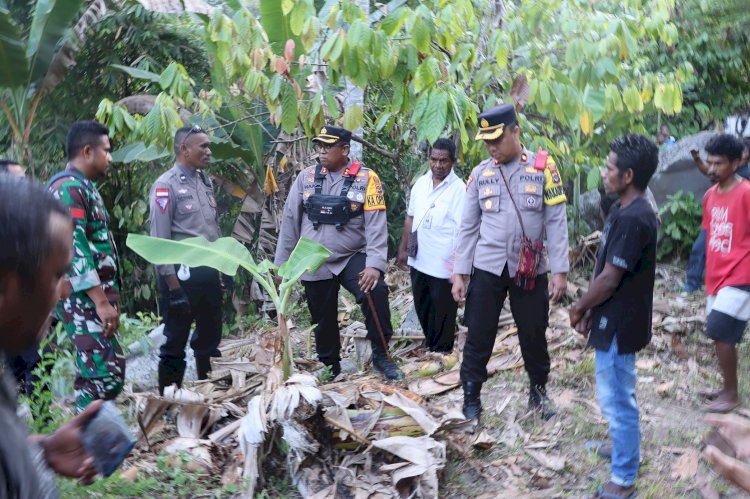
158, 265, 223, 373
460, 265, 550, 386
411, 268, 457, 352
302, 253, 393, 364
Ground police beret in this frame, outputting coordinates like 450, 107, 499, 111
475, 103, 517, 141
312, 125, 352, 144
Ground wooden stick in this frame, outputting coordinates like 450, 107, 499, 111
324, 416, 372, 445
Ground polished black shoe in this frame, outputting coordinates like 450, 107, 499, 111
528, 384, 556, 420
158, 363, 184, 395
462, 381, 482, 421
372, 352, 405, 381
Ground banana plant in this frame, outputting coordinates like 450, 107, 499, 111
126, 234, 331, 380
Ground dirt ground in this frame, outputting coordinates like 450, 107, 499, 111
434, 275, 750, 498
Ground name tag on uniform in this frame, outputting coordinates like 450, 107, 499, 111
156, 188, 169, 212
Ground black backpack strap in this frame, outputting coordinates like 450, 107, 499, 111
313, 163, 326, 195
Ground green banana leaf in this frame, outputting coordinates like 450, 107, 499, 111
277, 237, 332, 314
0, 7, 28, 87
126, 234, 331, 314
26, 0, 86, 83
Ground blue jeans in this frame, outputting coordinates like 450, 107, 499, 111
685, 229, 706, 292
596, 340, 640, 487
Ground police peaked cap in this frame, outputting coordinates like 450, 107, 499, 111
475, 103, 517, 141
312, 125, 352, 144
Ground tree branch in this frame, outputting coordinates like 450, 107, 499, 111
351, 133, 398, 160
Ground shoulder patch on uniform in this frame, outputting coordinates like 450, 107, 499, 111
466, 175, 474, 191
364, 172, 386, 211
156, 187, 170, 212
70, 208, 85, 220
543, 157, 566, 206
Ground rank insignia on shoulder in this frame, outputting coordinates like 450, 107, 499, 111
534, 148, 548, 171
525, 167, 536, 173
179, 174, 187, 182
466, 175, 474, 190
482, 169, 496, 177
520, 153, 528, 164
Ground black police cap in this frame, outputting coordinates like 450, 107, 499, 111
475, 103, 517, 141
312, 126, 352, 144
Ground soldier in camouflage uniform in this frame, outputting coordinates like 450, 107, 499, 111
48, 121, 125, 412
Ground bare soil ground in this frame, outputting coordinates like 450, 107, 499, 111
436, 273, 750, 499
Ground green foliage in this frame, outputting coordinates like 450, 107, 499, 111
126, 235, 331, 379
657, 191, 702, 261
57, 451, 249, 497
18, 323, 75, 434
118, 311, 160, 353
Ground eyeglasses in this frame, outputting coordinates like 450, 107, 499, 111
317, 142, 341, 152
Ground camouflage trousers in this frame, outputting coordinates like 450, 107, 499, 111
57, 295, 125, 412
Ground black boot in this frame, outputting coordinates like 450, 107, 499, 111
528, 384, 556, 420
372, 351, 405, 381
196, 357, 212, 380
158, 362, 184, 395
462, 381, 482, 421
326, 360, 341, 377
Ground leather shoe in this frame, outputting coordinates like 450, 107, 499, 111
462, 381, 482, 421
529, 384, 556, 420
372, 352, 404, 381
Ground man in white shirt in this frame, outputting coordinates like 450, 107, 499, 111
398, 139, 466, 352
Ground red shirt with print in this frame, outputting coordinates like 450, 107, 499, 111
702, 179, 750, 295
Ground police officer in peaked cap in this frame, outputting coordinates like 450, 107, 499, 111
275, 126, 404, 381
452, 104, 570, 421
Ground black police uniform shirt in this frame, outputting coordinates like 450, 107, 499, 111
588, 196, 658, 354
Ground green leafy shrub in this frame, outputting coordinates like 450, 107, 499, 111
658, 190, 702, 261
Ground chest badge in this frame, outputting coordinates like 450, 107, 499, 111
347, 191, 355, 200
483, 187, 492, 196
484, 199, 493, 209
526, 197, 536, 207
482, 170, 496, 177
177, 188, 188, 194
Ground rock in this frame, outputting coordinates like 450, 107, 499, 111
650, 131, 717, 207
125, 324, 197, 390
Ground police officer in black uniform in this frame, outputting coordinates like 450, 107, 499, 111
149, 126, 224, 393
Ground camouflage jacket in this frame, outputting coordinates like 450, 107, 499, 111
48, 165, 120, 303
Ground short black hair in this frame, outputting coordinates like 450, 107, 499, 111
174, 125, 206, 155
741, 136, 750, 153
705, 134, 744, 162
0, 176, 68, 285
431, 138, 456, 160
66, 121, 109, 160
609, 134, 659, 191
0, 158, 20, 173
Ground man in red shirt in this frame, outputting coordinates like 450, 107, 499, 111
701, 134, 750, 413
